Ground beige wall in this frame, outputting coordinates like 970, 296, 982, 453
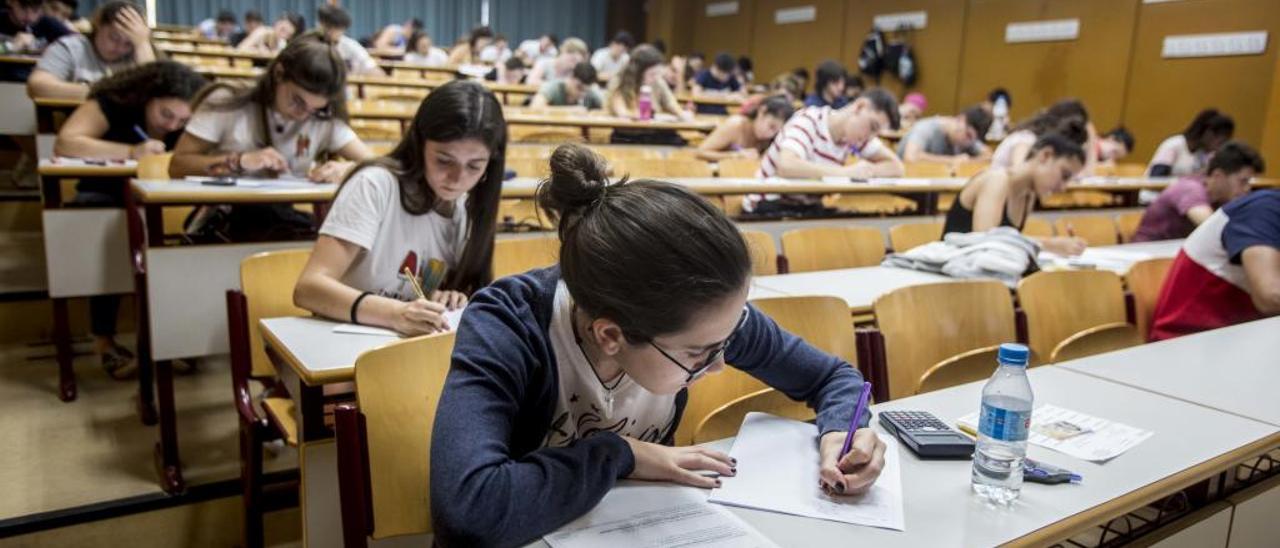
653, 0, 1280, 165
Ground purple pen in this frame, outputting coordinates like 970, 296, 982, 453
839, 381, 872, 460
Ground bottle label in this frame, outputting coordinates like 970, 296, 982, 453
978, 403, 1030, 442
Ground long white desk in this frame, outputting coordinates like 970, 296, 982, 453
752, 267, 951, 315
1060, 317, 1280, 427
530, 367, 1277, 547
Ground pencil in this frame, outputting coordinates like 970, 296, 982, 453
402, 266, 427, 301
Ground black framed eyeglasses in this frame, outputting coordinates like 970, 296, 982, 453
649, 307, 749, 383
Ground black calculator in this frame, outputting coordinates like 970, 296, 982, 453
878, 410, 975, 460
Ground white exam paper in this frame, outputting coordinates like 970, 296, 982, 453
1038, 247, 1152, 273
709, 412, 905, 531
958, 404, 1152, 462
544, 483, 778, 548
330, 308, 464, 337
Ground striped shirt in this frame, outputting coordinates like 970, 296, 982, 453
747, 106, 886, 211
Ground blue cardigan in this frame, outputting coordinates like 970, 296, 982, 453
430, 267, 865, 547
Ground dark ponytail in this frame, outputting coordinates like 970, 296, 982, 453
1025, 131, 1086, 163
537, 144, 752, 343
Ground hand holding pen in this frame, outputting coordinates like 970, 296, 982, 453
817, 381, 886, 496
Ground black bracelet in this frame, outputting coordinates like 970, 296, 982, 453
350, 291, 373, 324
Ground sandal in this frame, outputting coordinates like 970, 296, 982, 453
101, 346, 138, 381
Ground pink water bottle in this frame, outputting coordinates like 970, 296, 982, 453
637, 85, 654, 121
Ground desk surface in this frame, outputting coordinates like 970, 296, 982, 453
531, 367, 1277, 547
0, 54, 38, 65
1061, 316, 1280, 427
130, 178, 335, 205
39, 159, 137, 177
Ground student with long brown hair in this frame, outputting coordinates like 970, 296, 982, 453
293, 80, 507, 335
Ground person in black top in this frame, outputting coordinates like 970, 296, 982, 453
53, 60, 207, 379
0, 0, 72, 81
942, 132, 1089, 256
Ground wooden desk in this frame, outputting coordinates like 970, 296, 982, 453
156, 43, 273, 66
347, 103, 718, 139
38, 160, 138, 402
193, 64, 261, 81
0, 54, 39, 66
753, 266, 950, 317
124, 178, 325, 494
152, 31, 227, 45
1061, 317, 1280, 427
533, 367, 1279, 547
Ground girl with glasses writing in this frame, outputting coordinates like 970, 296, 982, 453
430, 143, 885, 547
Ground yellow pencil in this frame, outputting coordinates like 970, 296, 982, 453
402, 266, 427, 301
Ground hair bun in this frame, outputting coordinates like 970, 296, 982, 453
537, 144, 611, 225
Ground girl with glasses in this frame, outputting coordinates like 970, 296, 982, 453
431, 143, 884, 547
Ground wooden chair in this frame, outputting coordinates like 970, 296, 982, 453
917, 345, 1000, 395
504, 157, 551, 180
492, 235, 559, 279
335, 332, 455, 547
904, 161, 953, 178
717, 157, 760, 178
779, 226, 885, 273
675, 295, 851, 445
1116, 211, 1145, 243
888, 221, 942, 253
613, 158, 714, 178
225, 249, 312, 547
1124, 258, 1174, 340
1022, 217, 1055, 238
824, 193, 919, 215
497, 199, 554, 231
740, 229, 779, 275
1049, 322, 1143, 363
1017, 270, 1127, 362
1054, 215, 1119, 247
692, 388, 813, 444
1112, 163, 1149, 177
873, 280, 1017, 399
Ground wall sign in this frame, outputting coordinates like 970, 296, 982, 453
775, 6, 816, 25
1005, 19, 1080, 43
705, 1, 739, 17
1162, 31, 1268, 58
874, 11, 927, 31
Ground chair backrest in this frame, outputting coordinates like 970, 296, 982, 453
780, 226, 885, 273
1112, 163, 1149, 177
492, 235, 560, 279
874, 280, 1016, 399
137, 153, 172, 179
505, 157, 551, 179
1116, 211, 1144, 243
675, 295, 852, 445
354, 332, 455, 539
241, 249, 312, 378
904, 161, 953, 178
1054, 216, 1119, 247
717, 158, 761, 178
1017, 270, 1127, 361
888, 221, 942, 253
1123, 257, 1174, 340
692, 388, 813, 444
1049, 322, 1143, 364
497, 199, 554, 230
740, 229, 778, 275
614, 158, 714, 178
953, 161, 989, 178
916, 345, 1000, 395
1022, 217, 1055, 238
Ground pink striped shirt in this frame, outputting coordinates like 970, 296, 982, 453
746, 106, 886, 211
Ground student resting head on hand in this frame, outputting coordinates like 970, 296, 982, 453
897, 104, 993, 163
1148, 108, 1235, 177
293, 80, 506, 336
27, 0, 157, 99
696, 94, 794, 161
429, 143, 882, 547
991, 99, 1089, 170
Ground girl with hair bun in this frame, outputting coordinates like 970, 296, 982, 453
429, 143, 883, 547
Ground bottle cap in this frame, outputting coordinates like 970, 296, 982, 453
998, 343, 1030, 366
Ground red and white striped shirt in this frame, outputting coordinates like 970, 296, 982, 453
745, 106, 887, 211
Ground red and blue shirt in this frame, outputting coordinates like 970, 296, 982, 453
1150, 190, 1280, 341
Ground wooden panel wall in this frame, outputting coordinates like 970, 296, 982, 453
1122, 0, 1280, 160
841, 0, 967, 116
955, 0, 1139, 131
748, 0, 848, 86
691, 0, 757, 61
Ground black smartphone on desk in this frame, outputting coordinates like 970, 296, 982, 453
200, 177, 236, 186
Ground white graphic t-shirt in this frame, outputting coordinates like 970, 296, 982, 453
543, 282, 678, 448
318, 165, 468, 299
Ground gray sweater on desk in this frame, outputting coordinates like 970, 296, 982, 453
430, 267, 865, 547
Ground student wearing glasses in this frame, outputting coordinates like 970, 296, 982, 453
431, 144, 884, 546
169, 34, 373, 240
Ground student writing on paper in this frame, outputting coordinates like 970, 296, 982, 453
991, 99, 1089, 171
605, 44, 691, 121
1150, 189, 1280, 341
235, 11, 304, 54
589, 31, 633, 83
529, 62, 603, 110
526, 37, 588, 87
695, 95, 793, 162
0, 0, 72, 78
943, 133, 1088, 256
447, 25, 494, 66
294, 81, 504, 336
26, 1, 157, 99
897, 105, 993, 163
370, 17, 421, 53
401, 31, 449, 67
689, 52, 742, 115
315, 5, 383, 77
1133, 142, 1264, 242
803, 60, 848, 109
1147, 109, 1234, 177
431, 144, 884, 547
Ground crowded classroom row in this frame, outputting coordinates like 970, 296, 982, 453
2, 2, 1278, 547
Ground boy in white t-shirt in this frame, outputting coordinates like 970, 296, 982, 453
1147, 108, 1234, 177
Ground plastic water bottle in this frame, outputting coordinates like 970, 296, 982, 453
988, 96, 1009, 140
971, 343, 1033, 506
637, 85, 654, 121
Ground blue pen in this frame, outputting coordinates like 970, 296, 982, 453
132, 125, 149, 141
839, 381, 872, 460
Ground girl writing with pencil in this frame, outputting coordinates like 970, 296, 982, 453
293, 80, 506, 336
52, 60, 207, 380
429, 143, 883, 546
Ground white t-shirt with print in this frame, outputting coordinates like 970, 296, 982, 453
543, 281, 678, 448
318, 165, 469, 300
1149, 134, 1210, 176
183, 87, 358, 177
404, 48, 449, 67
335, 34, 380, 75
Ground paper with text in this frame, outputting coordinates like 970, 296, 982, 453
330, 308, 465, 337
544, 483, 778, 548
958, 404, 1152, 462
709, 412, 905, 531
